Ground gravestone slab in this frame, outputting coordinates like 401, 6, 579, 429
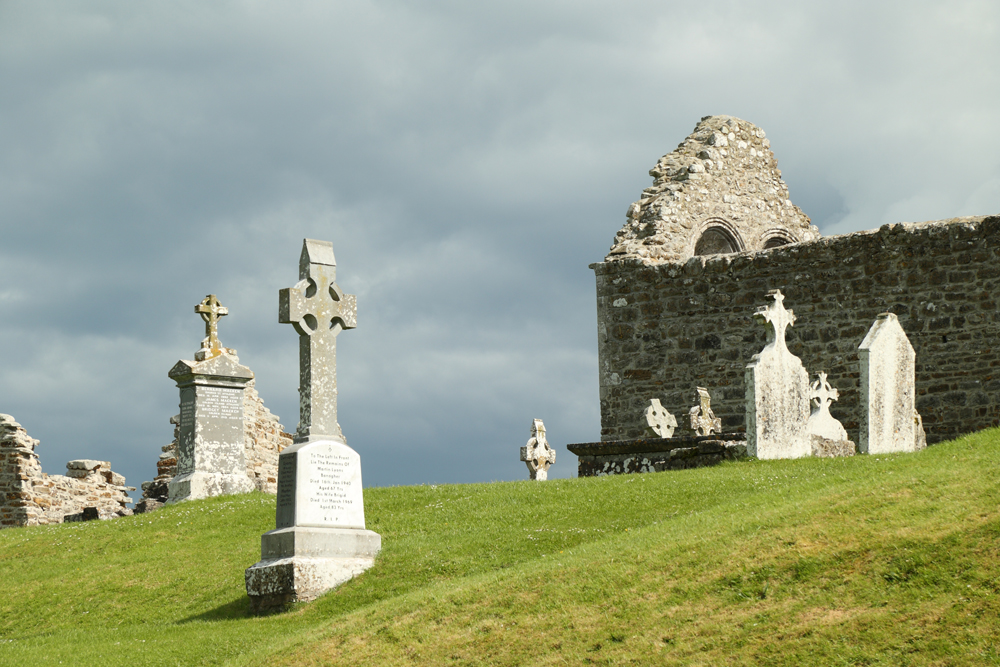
246, 239, 380, 613
167, 296, 254, 502
745, 290, 811, 459
859, 313, 925, 454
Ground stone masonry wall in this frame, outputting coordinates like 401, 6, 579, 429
1, 414, 133, 528
243, 380, 292, 493
593, 215, 1000, 445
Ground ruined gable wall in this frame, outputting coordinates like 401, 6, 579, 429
242, 380, 292, 493
608, 115, 819, 264
1, 415, 133, 528
593, 215, 1000, 445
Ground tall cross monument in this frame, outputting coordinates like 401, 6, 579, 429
167, 295, 255, 502
279, 239, 357, 443
246, 239, 380, 614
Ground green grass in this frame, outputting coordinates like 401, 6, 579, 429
3, 429, 1000, 666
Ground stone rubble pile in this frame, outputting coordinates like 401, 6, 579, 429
0, 414, 133, 527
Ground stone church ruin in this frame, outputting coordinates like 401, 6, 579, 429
591, 114, 1000, 454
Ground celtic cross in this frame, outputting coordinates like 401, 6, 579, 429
689, 386, 721, 436
195, 294, 228, 359
754, 289, 795, 352
279, 239, 357, 443
810, 372, 839, 413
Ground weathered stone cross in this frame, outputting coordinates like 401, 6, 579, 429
279, 239, 357, 443
689, 386, 721, 436
195, 294, 228, 359
810, 372, 839, 413
754, 289, 795, 352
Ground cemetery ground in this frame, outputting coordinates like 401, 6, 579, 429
2, 432, 1000, 666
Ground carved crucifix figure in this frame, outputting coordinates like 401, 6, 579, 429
194, 294, 229, 360
753, 289, 795, 352
689, 386, 721, 436
279, 239, 357, 443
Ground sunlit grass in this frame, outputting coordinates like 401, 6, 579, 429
2, 429, 1000, 665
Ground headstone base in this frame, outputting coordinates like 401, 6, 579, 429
167, 471, 255, 503
810, 435, 856, 458
245, 526, 381, 613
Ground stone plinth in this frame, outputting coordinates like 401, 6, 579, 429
859, 313, 924, 454
568, 433, 747, 477
167, 352, 255, 502
245, 439, 381, 612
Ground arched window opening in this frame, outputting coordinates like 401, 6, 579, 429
694, 227, 739, 256
763, 236, 790, 249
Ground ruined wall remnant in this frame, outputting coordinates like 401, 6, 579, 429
0, 414, 133, 528
243, 380, 293, 493
607, 115, 819, 264
593, 215, 1000, 445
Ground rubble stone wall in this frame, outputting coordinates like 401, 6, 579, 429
593, 215, 1000, 445
0, 415, 133, 528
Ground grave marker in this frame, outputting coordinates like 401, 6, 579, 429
644, 399, 677, 438
858, 313, 925, 454
246, 239, 380, 613
520, 419, 556, 480
167, 295, 254, 502
744, 290, 811, 459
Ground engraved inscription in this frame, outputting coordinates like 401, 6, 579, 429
306, 451, 355, 523
196, 385, 243, 420
275, 453, 297, 528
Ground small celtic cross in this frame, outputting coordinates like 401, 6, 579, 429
810, 372, 839, 412
195, 294, 228, 359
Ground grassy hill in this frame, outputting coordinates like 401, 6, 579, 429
2, 429, 1000, 666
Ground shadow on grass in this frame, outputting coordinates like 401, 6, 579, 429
175, 596, 254, 623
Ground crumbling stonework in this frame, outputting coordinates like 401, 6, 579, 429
593, 215, 1000, 446
137, 381, 291, 510
0, 414, 133, 528
608, 115, 818, 264
243, 380, 292, 493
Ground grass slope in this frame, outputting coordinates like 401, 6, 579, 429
2, 430, 1000, 666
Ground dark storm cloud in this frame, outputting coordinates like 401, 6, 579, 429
1, 1, 998, 492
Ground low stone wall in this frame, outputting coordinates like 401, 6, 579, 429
0, 415, 133, 528
593, 215, 1000, 445
568, 434, 748, 477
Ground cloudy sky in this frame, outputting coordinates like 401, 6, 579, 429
1, 1, 998, 494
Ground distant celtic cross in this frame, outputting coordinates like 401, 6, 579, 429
810, 372, 839, 414
689, 386, 721, 436
521, 418, 556, 480
644, 399, 677, 438
195, 294, 228, 359
279, 239, 357, 443
753, 289, 795, 352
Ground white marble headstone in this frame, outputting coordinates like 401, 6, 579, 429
859, 313, 923, 454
